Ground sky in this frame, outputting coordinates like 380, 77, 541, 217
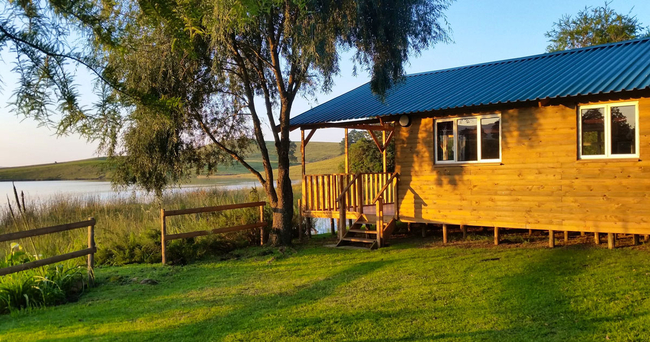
1, 0, 650, 167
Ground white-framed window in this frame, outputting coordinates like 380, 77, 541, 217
578, 101, 639, 159
434, 114, 502, 164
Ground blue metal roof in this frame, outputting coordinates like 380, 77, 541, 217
290, 38, 650, 127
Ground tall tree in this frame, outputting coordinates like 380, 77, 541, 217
545, 2, 649, 52
1, 0, 453, 245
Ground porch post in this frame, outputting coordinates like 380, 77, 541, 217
345, 128, 350, 173
382, 130, 387, 173
301, 129, 306, 177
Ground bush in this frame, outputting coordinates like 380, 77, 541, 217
0, 244, 88, 314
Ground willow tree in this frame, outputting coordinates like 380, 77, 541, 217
2, 0, 453, 245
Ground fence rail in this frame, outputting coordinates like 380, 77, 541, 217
0, 218, 96, 283
160, 201, 267, 265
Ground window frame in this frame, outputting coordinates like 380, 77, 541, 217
434, 114, 502, 165
578, 101, 639, 160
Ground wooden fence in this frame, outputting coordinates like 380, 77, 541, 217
160, 201, 267, 265
0, 218, 96, 283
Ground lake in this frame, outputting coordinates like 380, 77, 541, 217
0, 180, 333, 234
0, 180, 260, 210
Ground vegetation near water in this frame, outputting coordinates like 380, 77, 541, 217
0, 186, 302, 313
0, 235, 649, 341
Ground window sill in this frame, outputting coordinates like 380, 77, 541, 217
434, 162, 503, 168
576, 158, 641, 163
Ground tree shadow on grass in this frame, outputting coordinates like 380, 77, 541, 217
40, 258, 393, 341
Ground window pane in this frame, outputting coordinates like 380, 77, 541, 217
611, 105, 636, 155
457, 118, 478, 161
481, 117, 500, 160
437, 121, 454, 161
581, 108, 605, 156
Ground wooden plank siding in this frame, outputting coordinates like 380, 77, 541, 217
395, 96, 650, 235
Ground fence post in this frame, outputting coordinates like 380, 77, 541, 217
161, 209, 167, 265
260, 204, 265, 246
376, 197, 384, 248
87, 217, 95, 286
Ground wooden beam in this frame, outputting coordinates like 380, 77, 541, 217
594, 232, 600, 245
549, 230, 555, 248
564, 231, 569, 243
442, 224, 448, 244
382, 130, 395, 151
494, 226, 499, 245
166, 222, 268, 240
0, 219, 96, 242
633, 234, 639, 246
608, 233, 615, 249
461, 225, 467, 240
290, 118, 385, 131
164, 201, 266, 217
368, 129, 383, 152
301, 130, 306, 177
304, 129, 317, 146
382, 131, 387, 172
0, 247, 96, 277
344, 128, 350, 173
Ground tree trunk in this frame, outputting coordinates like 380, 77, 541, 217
267, 100, 294, 246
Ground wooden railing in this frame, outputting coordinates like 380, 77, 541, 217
302, 172, 397, 212
160, 202, 266, 265
0, 218, 97, 284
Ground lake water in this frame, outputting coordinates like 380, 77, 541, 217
0, 180, 260, 210
0, 180, 332, 234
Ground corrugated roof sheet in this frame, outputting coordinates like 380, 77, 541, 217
290, 38, 650, 127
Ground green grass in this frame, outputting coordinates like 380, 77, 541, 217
1, 234, 649, 341
0, 158, 110, 181
0, 141, 342, 181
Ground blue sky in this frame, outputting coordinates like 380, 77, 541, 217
1, 0, 650, 167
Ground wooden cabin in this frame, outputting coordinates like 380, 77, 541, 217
290, 38, 650, 249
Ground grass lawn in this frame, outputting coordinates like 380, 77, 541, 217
2, 232, 649, 341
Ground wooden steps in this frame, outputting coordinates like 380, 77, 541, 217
336, 217, 397, 250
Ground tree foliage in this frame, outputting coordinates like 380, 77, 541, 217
339, 130, 394, 173
1, 0, 453, 245
545, 2, 649, 52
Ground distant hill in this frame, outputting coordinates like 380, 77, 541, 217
0, 141, 342, 181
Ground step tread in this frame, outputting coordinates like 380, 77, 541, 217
341, 237, 376, 243
348, 229, 378, 234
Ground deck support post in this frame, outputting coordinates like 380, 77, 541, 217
298, 200, 303, 242
442, 224, 448, 244
633, 234, 639, 246
528, 229, 532, 236
330, 218, 335, 236
564, 231, 569, 243
338, 177, 346, 240
580, 231, 585, 237
549, 230, 555, 248
461, 225, 466, 240
376, 197, 384, 248
645, 235, 649, 242
594, 232, 600, 245
608, 233, 615, 249
494, 226, 499, 246
422, 225, 426, 237
344, 128, 350, 174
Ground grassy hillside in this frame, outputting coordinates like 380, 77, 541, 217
0, 158, 110, 181
0, 141, 342, 181
1, 236, 649, 340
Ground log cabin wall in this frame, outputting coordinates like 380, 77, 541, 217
395, 95, 650, 235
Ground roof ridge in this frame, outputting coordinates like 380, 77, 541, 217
407, 37, 650, 78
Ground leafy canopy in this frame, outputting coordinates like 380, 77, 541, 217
545, 2, 649, 52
